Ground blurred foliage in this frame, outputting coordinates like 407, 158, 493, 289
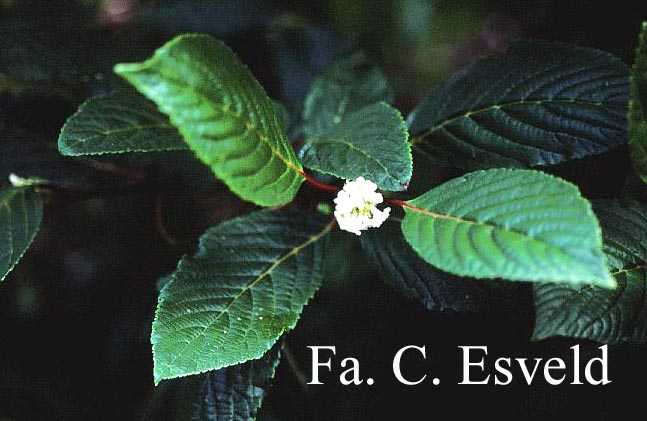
1, 0, 647, 420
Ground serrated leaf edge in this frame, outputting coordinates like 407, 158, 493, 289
301, 102, 412, 190
402, 168, 615, 288
628, 21, 647, 183
58, 92, 187, 156
113, 34, 306, 185
0, 188, 43, 282
152, 214, 333, 384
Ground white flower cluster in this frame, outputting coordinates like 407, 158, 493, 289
333, 177, 391, 236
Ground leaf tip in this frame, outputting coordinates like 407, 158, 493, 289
599, 272, 618, 290
152, 352, 174, 386
152, 366, 169, 386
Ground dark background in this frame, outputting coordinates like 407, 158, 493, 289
1, 0, 647, 419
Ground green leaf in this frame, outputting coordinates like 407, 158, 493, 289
401, 168, 614, 287
181, 347, 280, 420
302, 52, 393, 138
152, 210, 330, 383
360, 220, 526, 312
299, 102, 412, 190
114, 34, 304, 207
0, 187, 43, 283
408, 39, 629, 170
534, 199, 647, 344
58, 89, 187, 156
629, 22, 647, 184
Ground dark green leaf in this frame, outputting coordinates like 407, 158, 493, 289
408, 39, 629, 170
534, 199, 647, 344
299, 102, 412, 190
0, 187, 43, 282
152, 210, 330, 383
115, 34, 305, 206
360, 220, 525, 312
629, 22, 647, 184
301, 52, 393, 138
268, 23, 355, 110
58, 89, 187, 156
401, 168, 614, 287
182, 347, 280, 421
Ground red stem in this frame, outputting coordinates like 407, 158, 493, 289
387, 198, 472, 222
299, 170, 340, 193
297, 173, 439, 217
387, 199, 409, 208
387, 199, 431, 213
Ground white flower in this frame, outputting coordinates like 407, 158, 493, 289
333, 177, 391, 235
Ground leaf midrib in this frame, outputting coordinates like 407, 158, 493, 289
536, 265, 646, 338
62, 123, 182, 150
1, 188, 40, 281
412, 98, 624, 143
404, 200, 603, 273
153, 67, 304, 177
304, 136, 395, 179
159, 220, 332, 375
